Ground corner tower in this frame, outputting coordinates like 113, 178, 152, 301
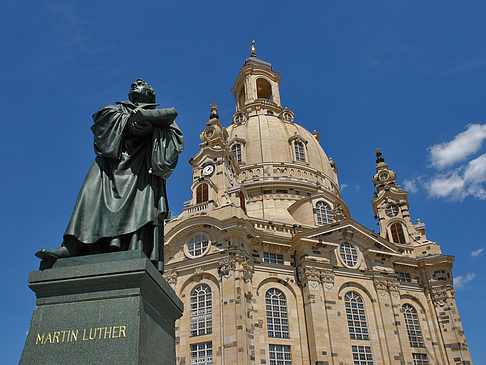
371, 149, 441, 257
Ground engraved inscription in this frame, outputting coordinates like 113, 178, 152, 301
35, 325, 127, 345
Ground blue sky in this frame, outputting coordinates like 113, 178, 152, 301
2, 1, 486, 363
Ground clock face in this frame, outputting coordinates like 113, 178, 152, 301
379, 172, 389, 181
202, 164, 215, 176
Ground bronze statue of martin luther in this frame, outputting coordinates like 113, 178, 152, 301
36, 79, 183, 272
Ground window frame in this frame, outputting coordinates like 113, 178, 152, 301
315, 201, 333, 225
265, 288, 290, 339
231, 143, 242, 165
402, 304, 425, 348
196, 183, 209, 204
412, 353, 428, 365
351, 345, 374, 365
184, 233, 211, 259
344, 291, 369, 340
339, 242, 360, 268
190, 341, 213, 365
190, 284, 212, 337
269, 344, 292, 365
388, 221, 407, 244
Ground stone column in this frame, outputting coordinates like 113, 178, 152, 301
298, 265, 334, 364
428, 286, 472, 364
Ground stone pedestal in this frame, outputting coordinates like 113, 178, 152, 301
20, 251, 183, 365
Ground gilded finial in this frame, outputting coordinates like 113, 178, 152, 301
375, 148, 384, 163
251, 40, 256, 57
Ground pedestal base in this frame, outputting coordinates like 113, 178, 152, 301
20, 251, 183, 365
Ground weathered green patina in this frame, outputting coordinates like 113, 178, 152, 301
36, 79, 183, 271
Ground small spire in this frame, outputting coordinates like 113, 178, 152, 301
251, 40, 257, 57
375, 148, 384, 163
209, 102, 219, 119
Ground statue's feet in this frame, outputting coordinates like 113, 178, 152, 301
35, 247, 71, 261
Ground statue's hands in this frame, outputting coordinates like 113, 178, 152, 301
130, 120, 153, 136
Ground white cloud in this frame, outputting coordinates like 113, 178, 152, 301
471, 248, 484, 257
426, 153, 486, 200
403, 178, 418, 193
428, 124, 486, 169
454, 273, 476, 288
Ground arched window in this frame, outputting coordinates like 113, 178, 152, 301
316, 201, 333, 225
390, 222, 406, 243
190, 284, 212, 337
232, 144, 242, 164
294, 141, 305, 162
344, 292, 369, 340
265, 288, 289, 338
256, 78, 272, 99
402, 304, 424, 348
196, 183, 209, 204
238, 84, 246, 107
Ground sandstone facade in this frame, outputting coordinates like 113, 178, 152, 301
164, 51, 472, 365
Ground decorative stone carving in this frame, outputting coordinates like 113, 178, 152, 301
374, 278, 388, 296
387, 278, 400, 298
430, 286, 450, 307
218, 256, 236, 278
333, 204, 347, 223
320, 269, 335, 290
298, 266, 321, 289
218, 249, 253, 282
162, 268, 177, 287
374, 277, 401, 297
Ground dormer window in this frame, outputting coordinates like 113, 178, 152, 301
231, 144, 242, 164
294, 141, 305, 162
282, 110, 293, 122
196, 183, 209, 204
233, 112, 246, 125
315, 201, 333, 225
289, 135, 308, 163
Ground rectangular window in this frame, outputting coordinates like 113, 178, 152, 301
294, 142, 305, 162
263, 252, 284, 265
231, 144, 242, 164
396, 272, 412, 283
190, 342, 212, 365
412, 353, 428, 365
269, 344, 291, 365
351, 346, 373, 365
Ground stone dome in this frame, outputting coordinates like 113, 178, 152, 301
226, 114, 340, 196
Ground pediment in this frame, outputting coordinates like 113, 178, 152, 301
295, 220, 400, 257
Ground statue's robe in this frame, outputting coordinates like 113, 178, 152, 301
63, 101, 183, 268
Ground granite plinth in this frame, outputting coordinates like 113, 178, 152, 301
20, 251, 183, 365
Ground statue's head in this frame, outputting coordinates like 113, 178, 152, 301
129, 78, 156, 104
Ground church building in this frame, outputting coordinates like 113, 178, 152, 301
163, 46, 472, 365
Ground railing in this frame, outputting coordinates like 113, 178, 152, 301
183, 201, 214, 216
